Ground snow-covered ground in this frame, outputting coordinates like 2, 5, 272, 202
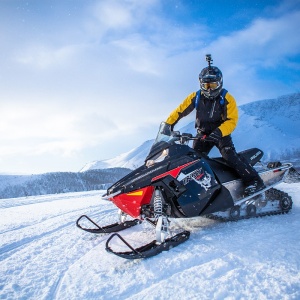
1, 183, 299, 300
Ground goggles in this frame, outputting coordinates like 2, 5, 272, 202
201, 81, 220, 91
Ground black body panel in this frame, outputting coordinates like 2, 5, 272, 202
106, 139, 263, 220
175, 160, 220, 217
107, 144, 198, 195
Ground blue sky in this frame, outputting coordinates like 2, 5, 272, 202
0, 0, 299, 174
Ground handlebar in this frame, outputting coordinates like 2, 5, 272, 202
169, 132, 198, 144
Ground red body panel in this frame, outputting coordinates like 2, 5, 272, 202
111, 186, 155, 219
111, 161, 200, 219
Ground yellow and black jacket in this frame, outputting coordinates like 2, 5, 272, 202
166, 89, 238, 137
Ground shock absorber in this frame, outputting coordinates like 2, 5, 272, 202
153, 188, 169, 243
153, 188, 163, 218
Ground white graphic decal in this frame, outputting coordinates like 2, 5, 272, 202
177, 168, 212, 191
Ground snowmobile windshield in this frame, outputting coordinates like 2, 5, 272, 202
145, 122, 180, 166
154, 123, 180, 145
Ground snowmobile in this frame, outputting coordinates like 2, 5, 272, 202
76, 122, 293, 259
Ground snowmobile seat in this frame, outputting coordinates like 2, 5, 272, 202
206, 148, 264, 184
212, 148, 263, 168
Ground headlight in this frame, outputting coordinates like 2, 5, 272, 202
146, 149, 169, 167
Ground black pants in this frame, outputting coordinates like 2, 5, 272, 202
193, 134, 259, 184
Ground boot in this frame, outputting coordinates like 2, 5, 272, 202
244, 178, 266, 196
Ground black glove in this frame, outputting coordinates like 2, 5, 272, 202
161, 122, 172, 136
205, 128, 222, 143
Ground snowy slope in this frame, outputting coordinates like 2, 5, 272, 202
81, 93, 300, 171
1, 183, 300, 299
80, 140, 154, 172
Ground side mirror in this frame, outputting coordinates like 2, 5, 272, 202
159, 122, 172, 136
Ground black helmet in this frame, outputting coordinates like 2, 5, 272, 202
199, 66, 223, 99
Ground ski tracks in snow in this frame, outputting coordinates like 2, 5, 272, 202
0, 191, 116, 299
1, 184, 300, 299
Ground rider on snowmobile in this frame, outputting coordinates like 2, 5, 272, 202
164, 55, 265, 195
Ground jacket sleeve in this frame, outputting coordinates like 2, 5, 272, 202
218, 92, 238, 136
165, 92, 196, 128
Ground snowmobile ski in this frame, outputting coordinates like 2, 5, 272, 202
76, 215, 140, 234
105, 230, 190, 259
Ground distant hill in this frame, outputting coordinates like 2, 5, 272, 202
80, 140, 154, 171
81, 92, 300, 171
0, 168, 131, 199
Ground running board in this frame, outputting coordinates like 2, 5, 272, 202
76, 215, 140, 234
105, 231, 190, 259
223, 163, 292, 203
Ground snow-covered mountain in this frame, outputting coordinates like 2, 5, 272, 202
80, 140, 154, 171
81, 92, 300, 171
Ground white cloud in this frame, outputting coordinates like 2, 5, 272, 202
112, 35, 164, 75
208, 13, 297, 62
92, 0, 133, 29
199, 9, 300, 103
87, 0, 159, 35
0, 0, 299, 173
15, 44, 82, 69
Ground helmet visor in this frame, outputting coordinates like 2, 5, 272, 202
201, 81, 220, 91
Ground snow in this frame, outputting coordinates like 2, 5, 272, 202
1, 183, 299, 299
